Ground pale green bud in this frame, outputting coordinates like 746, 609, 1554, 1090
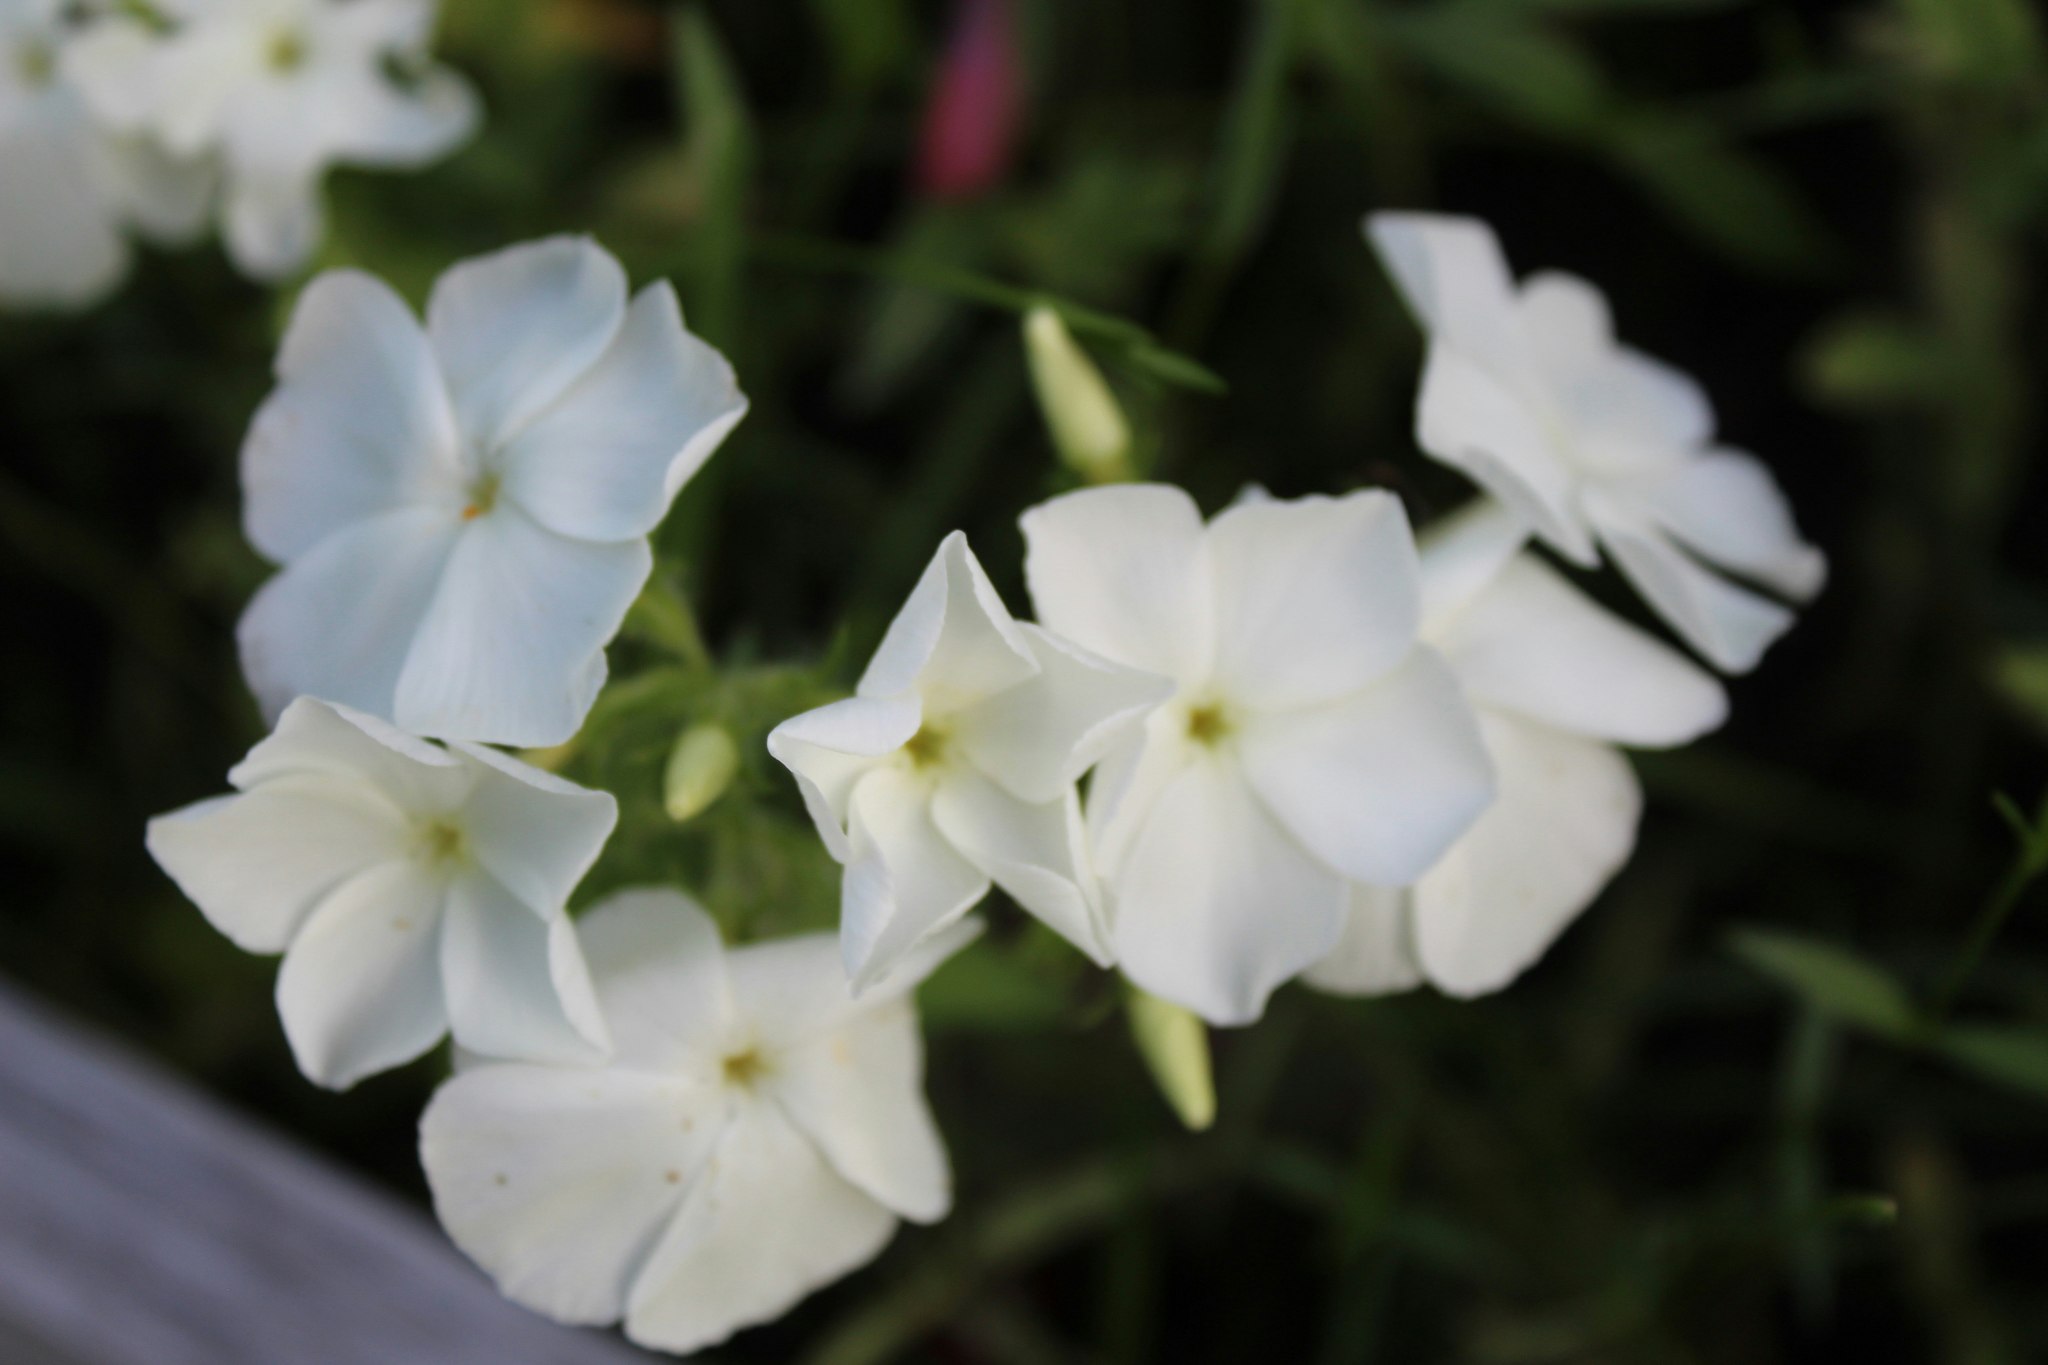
1126, 984, 1216, 1130
1023, 306, 1133, 483
663, 723, 740, 823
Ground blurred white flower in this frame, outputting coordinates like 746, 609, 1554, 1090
769, 530, 1167, 991
0, 0, 210, 307
420, 888, 964, 1355
68, 0, 477, 279
146, 696, 616, 1089
236, 236, 748, 747
1367, 211, 1825, 673
1021, 484, 1495, 1025
1307, 502, 1727, 998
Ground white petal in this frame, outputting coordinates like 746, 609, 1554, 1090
1082, 708, 1196, 878
950, 623, 1170, 805
1206, 490, 1423, 711
227, 695, 467, 811
1236, 649, 1495, 887
858, 531, 1036, 707
59, 18, 164, 134
930, 770, 1110, 965
1638, 449, 1826, 601
1590, 497, 1794, 674
498, 283, 746, 543
241, 268, 463, 562
1301, 884, 1424, 997
420, 1063, 723, 1329
0, 109, 128, 308
622, 1102, 898, 1355
1107, 757, 1346, 1025
327, 66, 479, 168
1365, 212, 1531, 383
426, 236, 628, 449
393, 506, 650, 746
1021, 483, 1214, 685
94, 133, 217, 243
275, 858, 448, 1088
235, 505, 463, 726
1416, 344, 1595, 564
146, 780, 410, 954
1430, 555, 1727, 747
440, 874, 608, 1064
720, 937, 952, 1222
1416, 497, 1530, 627
446, 742, 617, 912
222, 172, 325, 281
1519, 271, 1714, 455
725, 924, 977, 1053
1412, 715, 1641, 996
767, 694, 924, 860
841, 767, 990, 992
576, 888, 734, 1074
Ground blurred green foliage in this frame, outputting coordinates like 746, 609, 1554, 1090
7, 0, 2048, 1359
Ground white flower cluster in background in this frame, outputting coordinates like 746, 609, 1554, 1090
0, 0, 475, 307
140, 209, 1825, 1355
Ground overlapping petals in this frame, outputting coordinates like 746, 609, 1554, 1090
146, 696, 615, 1088
420, 889, 963, 1355
1022, 484, 1495, 1025
1367, 210, 1824, 672
237, 236, 747, 747
770, 531, 1168, 988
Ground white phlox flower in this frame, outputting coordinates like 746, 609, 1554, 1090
67, 0, 478, 279
1367, 211, 1825, 673
235, 236, 748, 747
1021, 483, 1496, 1026
419, 888, 966, 1355
1308, 501, 1728, 999
0, 0, 211, 307
769, 530, 1169, 992
145, 696, 616, 1089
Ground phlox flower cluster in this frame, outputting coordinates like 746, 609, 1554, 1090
138, 206, 1822, 1355
0, 0, 474, 308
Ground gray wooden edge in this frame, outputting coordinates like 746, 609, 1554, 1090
0, 978, 658, 1365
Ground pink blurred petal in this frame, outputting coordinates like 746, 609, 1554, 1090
916, 0, 1025, 200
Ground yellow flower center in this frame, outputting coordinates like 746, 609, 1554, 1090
902, 721, 949, 771
722, 1045, 769, 1089
15, 41, 54, 88
461, 471, 500, 521
266, 27, 307, 73
416, 817, 469, 867
1185, 701, 1233, 748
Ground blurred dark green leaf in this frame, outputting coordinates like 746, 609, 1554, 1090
1731, 929, 1919, 1037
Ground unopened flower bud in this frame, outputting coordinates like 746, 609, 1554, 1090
663, 723, 740, 823
1126, 985, 1215, 1130
1023, 306, 1133, 484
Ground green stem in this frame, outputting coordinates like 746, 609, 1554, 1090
1928, 803, 2048, 1020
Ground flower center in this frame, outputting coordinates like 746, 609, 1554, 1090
14, 40, 55, 88
721, 1045, 769, 1090
902, 721, 950, 771
461, 471, 500, 521
265, 27, 308, 73
1185, 700, 1234, 748
415, 816, 469, 867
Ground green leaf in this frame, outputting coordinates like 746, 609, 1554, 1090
671, 4, 755, 348
1898, 0, 2043, 89
1609, 117, 1835, 275
1994, 648, 2048, 742
917, 943, 1072, 1034
1387, 1, 1609, 133
1936, 1025, 2048, 1097
1800, 311, 1951, 411
1729, 929, 1919, 1038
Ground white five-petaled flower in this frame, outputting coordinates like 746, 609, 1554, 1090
0, 0, 211, 307
68, 0, 477, 279
769, 531, 1167, 991
1367, 211, 1826, 673
145, 696, 615, 1089
420, 888, 963, 1356
1021, 484, 1496, 1026
235, 235, 747, 747
1306, 503, 1727, 999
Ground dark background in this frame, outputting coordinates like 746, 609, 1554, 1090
6, 0, 2048, 1360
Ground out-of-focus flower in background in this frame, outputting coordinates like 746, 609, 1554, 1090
0, 0, 211, 307
236, 236, 747, 747
1308, 501, 1728, 999
1368, 212, 1826, 673
68, 0, 478, 279
145, 697, 617, 1090
421, 889, 964, 1355
914, 0, 1022, 201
